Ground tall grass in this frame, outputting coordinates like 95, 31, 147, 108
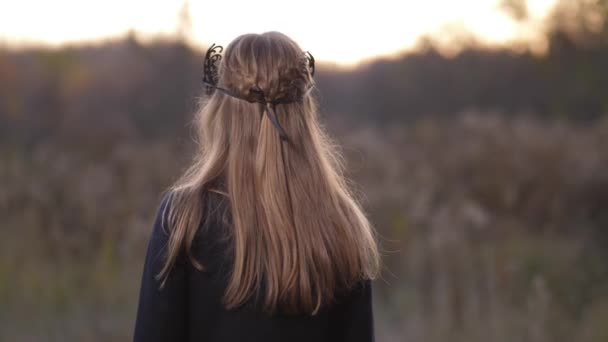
2, 113, 608, 341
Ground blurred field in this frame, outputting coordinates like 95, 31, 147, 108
2, 2, 608, 340
2, 113, 608, 341
344, 114, 608, 342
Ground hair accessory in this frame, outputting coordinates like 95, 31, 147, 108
304, 51, 315, 77
202, 43, 224, 95
202, 43, 315, 142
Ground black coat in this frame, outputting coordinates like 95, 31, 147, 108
134, 190, 375, 342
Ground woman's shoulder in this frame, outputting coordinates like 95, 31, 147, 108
146, 190, 174, 246
156, 183, 230, 225
152, 185, 232, 247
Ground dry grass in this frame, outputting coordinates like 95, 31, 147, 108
2, 113, 608, 341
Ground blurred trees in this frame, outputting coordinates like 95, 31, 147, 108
2, 1, 608, 144
0, 37, 201, 149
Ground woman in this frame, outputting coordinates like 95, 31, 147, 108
133, 31, 380, 342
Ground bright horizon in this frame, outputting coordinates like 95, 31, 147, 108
0, 0, 558, 65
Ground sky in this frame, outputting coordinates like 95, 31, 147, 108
0, 0, 558, 65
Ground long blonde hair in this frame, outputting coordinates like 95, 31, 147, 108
159, 31, 379, 315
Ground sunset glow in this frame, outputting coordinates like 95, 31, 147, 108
0, 0, 558, 65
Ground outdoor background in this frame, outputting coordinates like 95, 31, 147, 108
1, 0, 608, 341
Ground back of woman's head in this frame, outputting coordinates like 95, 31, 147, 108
161, 31, 380, 315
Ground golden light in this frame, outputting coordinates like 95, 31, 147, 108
0, 0, 558, 65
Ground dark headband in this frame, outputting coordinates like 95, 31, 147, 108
202, 43, 315, 142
